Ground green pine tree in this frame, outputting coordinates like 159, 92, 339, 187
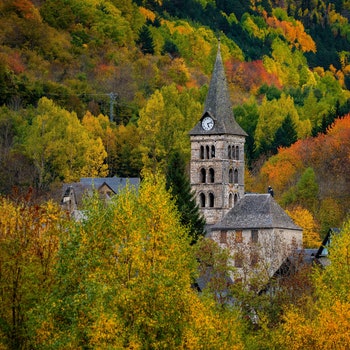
136, 25, 155, 55
273, 114, 298, 153
166, 151, 206, 244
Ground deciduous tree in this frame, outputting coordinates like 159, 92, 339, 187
276, 220, 350, 349
22, 98, 108, 189
0, 196, 64, 349
33, 174, 244, 348
286, 206, 320, 248
138, 84, 202, 173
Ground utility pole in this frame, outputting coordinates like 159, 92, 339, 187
109, 92, 117, 122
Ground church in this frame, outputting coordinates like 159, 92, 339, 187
189, 45, 302, 282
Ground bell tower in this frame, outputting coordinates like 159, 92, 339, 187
189, 44, 247, 226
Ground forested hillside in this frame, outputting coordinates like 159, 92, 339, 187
2, 1, 350, 348
1, 0, 350, 228
1, 0, 350, 232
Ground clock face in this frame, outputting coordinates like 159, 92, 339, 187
201, 116, 214, 131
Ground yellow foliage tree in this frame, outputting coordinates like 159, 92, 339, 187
286, 206, 320, 248
23, 98, 108, 188
276, 220, 350, 349
33, 174, 244, 348
0, 196, 64, 349
81, 111, 119, 175
138, 84, 202, 174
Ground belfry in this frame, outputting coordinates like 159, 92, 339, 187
189, 44, 247, 225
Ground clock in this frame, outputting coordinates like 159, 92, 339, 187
201, 116, 214, 131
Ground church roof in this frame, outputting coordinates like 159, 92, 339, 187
189, 45, 247, 137
211, 194, 301, 231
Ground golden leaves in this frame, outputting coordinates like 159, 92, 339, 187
286, 206, 320, 248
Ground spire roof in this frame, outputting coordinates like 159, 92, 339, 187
190, 45, 247, 136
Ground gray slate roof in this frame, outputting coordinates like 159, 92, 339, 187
79, 177, 140, 194
189, 46, 247, 137
61, 177, 140, 207
212, 194, 301, 231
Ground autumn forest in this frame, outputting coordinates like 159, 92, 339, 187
1, 0, 350, 348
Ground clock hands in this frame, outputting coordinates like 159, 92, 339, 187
202, 117, 214, 131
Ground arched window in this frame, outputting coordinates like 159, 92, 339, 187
235, 146, 239, 160
209, 168, 215, 183
228, 145, 231, 159
234, 169, 239, 184
200, 168, 206, 183
234, 193, 239, 205
229, 193, 233, 207
229, 169, 233, 184
206, 145, 210, 159
211, 145, 215, 158
209, 193, 214, 207
199, 193, 206, 207
200, 145, 204, 159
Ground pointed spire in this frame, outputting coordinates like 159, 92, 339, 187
190, 43, 247, 136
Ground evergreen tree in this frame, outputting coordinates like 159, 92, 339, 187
136, 25, 155, 55
166, 151, 206, 244
162, 39, 180, 58
272, 114, 298, 153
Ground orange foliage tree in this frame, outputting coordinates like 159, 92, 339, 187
258, 115, 350, 231
259, 140, 304, 195
266, 16, 316, 53
226, 59, 281, 93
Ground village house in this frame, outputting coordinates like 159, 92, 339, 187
61, 176, 140, 219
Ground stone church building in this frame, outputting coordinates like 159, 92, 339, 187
189, 45, 302, 281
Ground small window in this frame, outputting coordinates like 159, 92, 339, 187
200, 145, 204, 159
209, 168, 215, 183
251, 230, 258, 243
200, 168, 206, 183
234, 193, 238, 205
235, 146, 239, 160
228, 145, 231, 159
209, 193, 214, 207
228, 193, 233, 207
206, 145, 210, 159
220, 231, 227, 244
235, 230, 243, 243
199, 193, 206, 207
234, 169, 238, 184
211, 145, 215, 158
229, 169, 233, 184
